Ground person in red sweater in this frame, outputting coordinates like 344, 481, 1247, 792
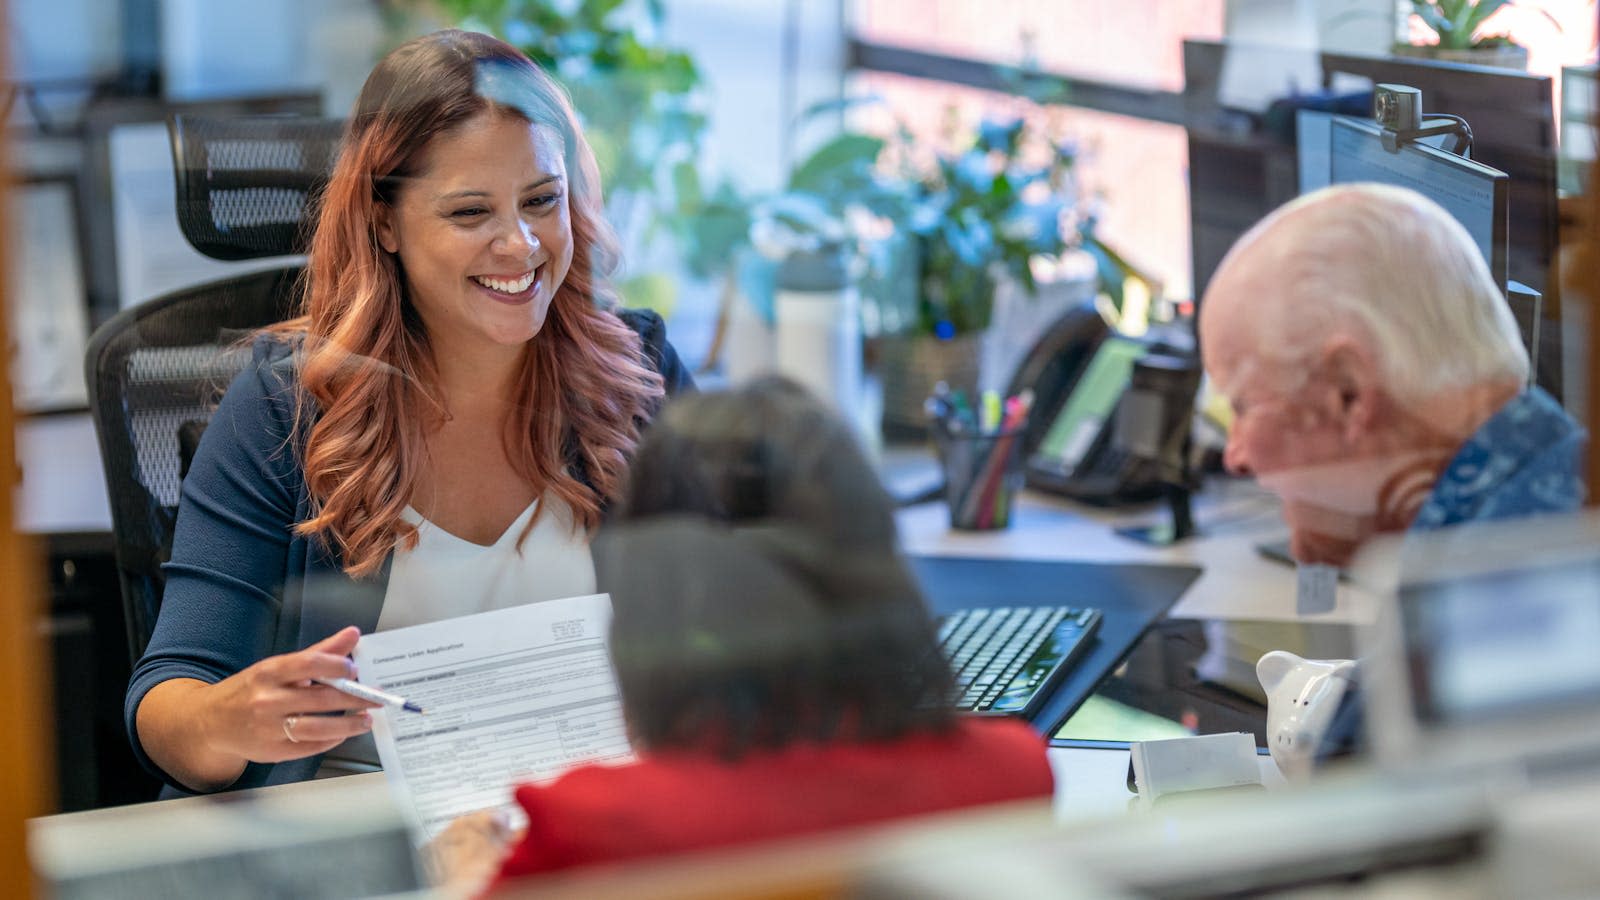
431, 378, 1053, 890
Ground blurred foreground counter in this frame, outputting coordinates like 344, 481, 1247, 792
31, 763, 1599, 899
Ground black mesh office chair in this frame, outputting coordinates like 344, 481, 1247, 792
170, 115, 345, 260
85, 115, 343, 663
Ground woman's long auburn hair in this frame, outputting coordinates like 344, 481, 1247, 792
273, 29, 663, 577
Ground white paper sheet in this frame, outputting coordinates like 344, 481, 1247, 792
351, 593, 632, 839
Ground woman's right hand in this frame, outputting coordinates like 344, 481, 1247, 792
196, 625, 380, 763
136, 626, 380, 791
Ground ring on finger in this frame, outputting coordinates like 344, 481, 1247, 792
283, 714, 301, 744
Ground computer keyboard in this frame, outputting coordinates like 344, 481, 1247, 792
937, 605, 1102, 717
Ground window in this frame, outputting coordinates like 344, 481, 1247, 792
850, 70, 1196, 300
854, 0, 1223, 92
850, 0, 1226, 300
849, 0, 1597, 303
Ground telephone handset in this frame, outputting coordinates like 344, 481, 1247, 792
1002, 304, 1110, 460
1007, 306, 1197, 506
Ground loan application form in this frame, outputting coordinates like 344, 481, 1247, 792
352, 593, 632, 838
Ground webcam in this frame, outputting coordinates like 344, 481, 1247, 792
1374, 83, 1470, 155
1374, 84, 1423, 132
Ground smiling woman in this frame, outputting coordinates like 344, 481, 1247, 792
124, 29, 694, 797
375, 115, 574, 354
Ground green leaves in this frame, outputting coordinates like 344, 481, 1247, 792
907, 116, 1076, 334
1080, 229, 1132, 312
1409, 0, 1525, 50
616, 271, 678, 317
673, 171, 751, 280
788, 134, 886, 193
794, 93, 885, 128
1462, 0, 1514, 35
432, 0, 707, 249
1410, 0, 1456, 44
976, 118, 1025, 155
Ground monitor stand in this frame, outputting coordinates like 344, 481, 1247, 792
1116, 483, 1197, 546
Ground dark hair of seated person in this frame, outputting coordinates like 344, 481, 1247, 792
603, 377, 956, 760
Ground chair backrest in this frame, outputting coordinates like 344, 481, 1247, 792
169, 114, 346, 261
85, 272, 303, 662
86, 114, 343, 662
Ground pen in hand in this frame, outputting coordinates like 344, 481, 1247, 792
315, 677, 427, 714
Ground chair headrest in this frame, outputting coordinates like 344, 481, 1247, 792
168, 114, 347, 261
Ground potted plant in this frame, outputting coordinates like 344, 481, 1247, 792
701, 105, 1141, 431
696, 124, 913, 382
1393, 0, 1558, 69
878, 115, 1140, 432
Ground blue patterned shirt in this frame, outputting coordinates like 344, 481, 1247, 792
1410, 387, 1586, 531
1317, 388, 1583, 763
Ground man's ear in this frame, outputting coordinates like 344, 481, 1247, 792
1316, 336, 1381, 444
375, 204, 399, 255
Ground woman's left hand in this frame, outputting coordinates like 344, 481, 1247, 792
425, 809, 519, 896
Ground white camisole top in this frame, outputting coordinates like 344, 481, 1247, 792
376, 493, 596, 632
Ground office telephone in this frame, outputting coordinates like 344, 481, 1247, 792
1005, 305, 1199, 507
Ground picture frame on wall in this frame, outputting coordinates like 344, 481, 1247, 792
6, 174, 93, 413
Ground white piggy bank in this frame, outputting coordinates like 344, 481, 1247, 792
1256, 650, 1355, 780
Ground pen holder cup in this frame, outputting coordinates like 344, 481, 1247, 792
933, 426, 1026, 531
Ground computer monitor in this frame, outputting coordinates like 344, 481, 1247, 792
1327, 115, 1510, 290
1318, 51, 1557, 301
1184, 40, 1556, 302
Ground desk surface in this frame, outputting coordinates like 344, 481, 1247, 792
894, 474, 1376, 625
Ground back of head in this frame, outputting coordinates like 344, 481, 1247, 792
1208, 183, 1528, 404
604, 378, 955, 757
621, 377, 898, 550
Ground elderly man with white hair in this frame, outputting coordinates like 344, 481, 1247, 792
1200, 183, 1584, 567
